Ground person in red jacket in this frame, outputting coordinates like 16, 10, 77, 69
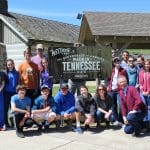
107, 57, 128, 126
118, 75, 146, 136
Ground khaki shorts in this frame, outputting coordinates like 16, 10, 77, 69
32, 112, 56, 120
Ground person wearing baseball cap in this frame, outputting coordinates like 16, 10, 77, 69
31, 43, 46, 71
54, 83, 75, 130
31, 85, 59, 131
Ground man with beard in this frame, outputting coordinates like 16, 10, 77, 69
74, 85, 96, 134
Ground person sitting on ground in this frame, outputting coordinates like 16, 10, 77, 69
32, 85, 59, 131
94, 84, 115, 128
54, 83, 75, 130
74, 85, 96, 133
118, 75, 146, 136
11, 85, 33, 138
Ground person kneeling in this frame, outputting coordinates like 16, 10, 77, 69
75, 85, 96, 134
32, 85, 59, 131
11, 85, 33, 138
94, 85, 116, 128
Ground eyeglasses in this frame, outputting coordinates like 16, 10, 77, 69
61, 88, 68, 91
98, 88, 104, 91
128, 60, 134, 62
114, 61, 120, 64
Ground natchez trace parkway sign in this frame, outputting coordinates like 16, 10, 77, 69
48, 46, 111, 81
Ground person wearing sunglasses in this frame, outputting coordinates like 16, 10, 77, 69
126, 55, 138, 87
94, 84, 115, 128
54, 83, 75, 130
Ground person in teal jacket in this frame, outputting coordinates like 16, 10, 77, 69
126, 56, 138, 87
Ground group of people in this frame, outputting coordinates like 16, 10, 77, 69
108, 50, 150, 135
0, 44, 149, 139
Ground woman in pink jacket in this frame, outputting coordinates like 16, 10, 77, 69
138, 59, 150, 120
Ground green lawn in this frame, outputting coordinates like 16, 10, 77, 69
52, 85, 96, 96
127, 49, 150, 55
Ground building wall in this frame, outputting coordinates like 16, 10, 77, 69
4, 24, 24, 44
6, 43, 27, 69
3, 24, 27, 69
0, 44, 5, 70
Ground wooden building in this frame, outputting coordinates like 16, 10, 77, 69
79, 11, 150, 54
77, 11, 150, 78
0, 0, 79, 69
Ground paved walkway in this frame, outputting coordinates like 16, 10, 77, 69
0, 125, 150, 150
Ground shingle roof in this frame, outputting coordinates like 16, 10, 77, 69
2, 12, 79, 43
84, 12, 150, 36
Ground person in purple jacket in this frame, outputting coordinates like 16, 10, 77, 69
118, 75, 146, 136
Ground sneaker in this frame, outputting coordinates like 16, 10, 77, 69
0, 128, 6, 131
132, 130, 141, 137
43, 125, 49, 132
66, 120, 74, 130
84, 124, 90, 131
37, 124, 43, 131
113, 121, 123, 127
74, 127, 83, 134
0, 125, 6, 131
96, 123, 101, 128
105, 121, 110, 128
55, 121, 60, 130
16, 131, 25, 138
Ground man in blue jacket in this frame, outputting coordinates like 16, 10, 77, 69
54, 83, 75, 129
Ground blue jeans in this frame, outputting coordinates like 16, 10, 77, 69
109, 91, 122, 122
124, 112, 145, 134
96, 110, 115, 123
0, 92, 4, 128
140, 93, 150, 121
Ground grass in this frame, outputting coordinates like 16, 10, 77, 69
127, 49, 150, 55
52, 85, 96, 96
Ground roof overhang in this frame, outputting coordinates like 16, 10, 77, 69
0, 14, 28, 43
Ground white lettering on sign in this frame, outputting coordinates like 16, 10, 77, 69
62, 61, 100, 71
51, 48, 71, 56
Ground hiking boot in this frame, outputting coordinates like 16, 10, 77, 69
132, 129, 141, 137
37, 124, 43, 131
16, 130, 25, 138
74, 127, 83, 134
113, 121, 123, 127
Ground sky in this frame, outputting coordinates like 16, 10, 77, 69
8, 0, 150, 26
